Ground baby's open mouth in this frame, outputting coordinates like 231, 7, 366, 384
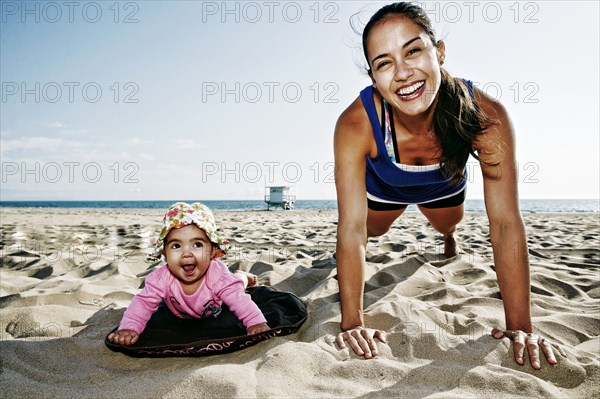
182, 264, 196, 275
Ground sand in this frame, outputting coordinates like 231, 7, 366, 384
0, 207, 598, 398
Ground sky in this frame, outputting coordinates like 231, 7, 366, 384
1, 0, 599, 201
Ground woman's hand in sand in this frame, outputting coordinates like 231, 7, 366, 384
108, 329, 139, 346
247, 323, 270, 335
492, 328, 566, 369
336, 326, 387, 359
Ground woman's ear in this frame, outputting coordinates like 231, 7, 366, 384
368, 70, 377, 88
436, 40, 446, 65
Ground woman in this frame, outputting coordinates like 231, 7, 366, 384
333, 2, 564, 369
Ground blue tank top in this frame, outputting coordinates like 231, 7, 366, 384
361, 80, 473, 204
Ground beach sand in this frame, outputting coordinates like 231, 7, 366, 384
0, 207, 598, 398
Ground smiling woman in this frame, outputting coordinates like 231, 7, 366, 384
333, 2, 565, 369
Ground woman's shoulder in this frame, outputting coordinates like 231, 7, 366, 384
334, 94, 376, 157
471, 85, 515, 165
336, 94, 370, 130
472, 85, 509, 121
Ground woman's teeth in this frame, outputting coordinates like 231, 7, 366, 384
397, 81, 424, 96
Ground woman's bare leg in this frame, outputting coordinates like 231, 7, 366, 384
417, 204, 464, 257
366, 207, 406, 238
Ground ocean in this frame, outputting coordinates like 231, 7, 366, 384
0, 199, 598, 213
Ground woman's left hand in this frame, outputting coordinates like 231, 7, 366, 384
492, 328, 567, 369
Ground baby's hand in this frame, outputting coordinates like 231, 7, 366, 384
247, 323, 270, 335
108, 329, 139, 345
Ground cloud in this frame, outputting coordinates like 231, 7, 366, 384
1, 136, 84, 152
173, 139, 205, 150
44, 122, 92, 137
139, 153, 156, 161
59, 128, 91, 137
127, 137, 155, 146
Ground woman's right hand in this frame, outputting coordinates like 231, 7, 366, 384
108, 329, 139, 345
336, 326, 387, 359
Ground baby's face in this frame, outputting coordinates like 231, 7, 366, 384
164, 225, 213, 291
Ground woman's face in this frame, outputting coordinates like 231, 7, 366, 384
366, 16, 444, 117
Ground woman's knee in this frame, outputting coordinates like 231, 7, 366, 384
366, 223, 390, 237
418, 205, 464, 235
366, 209, 405, 237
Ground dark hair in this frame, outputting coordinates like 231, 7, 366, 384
361, 2, 494, 183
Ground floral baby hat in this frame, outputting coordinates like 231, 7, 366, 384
153, 202, 230, 259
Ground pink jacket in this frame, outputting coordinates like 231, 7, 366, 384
119, 260, 267, 334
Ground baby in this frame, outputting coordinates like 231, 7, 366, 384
108, 202, 270, 345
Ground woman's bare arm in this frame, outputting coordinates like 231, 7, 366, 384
476, 88, 563, 368
334, 97, 387, 358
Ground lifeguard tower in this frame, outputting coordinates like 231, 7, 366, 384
264, 186, 296, 210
